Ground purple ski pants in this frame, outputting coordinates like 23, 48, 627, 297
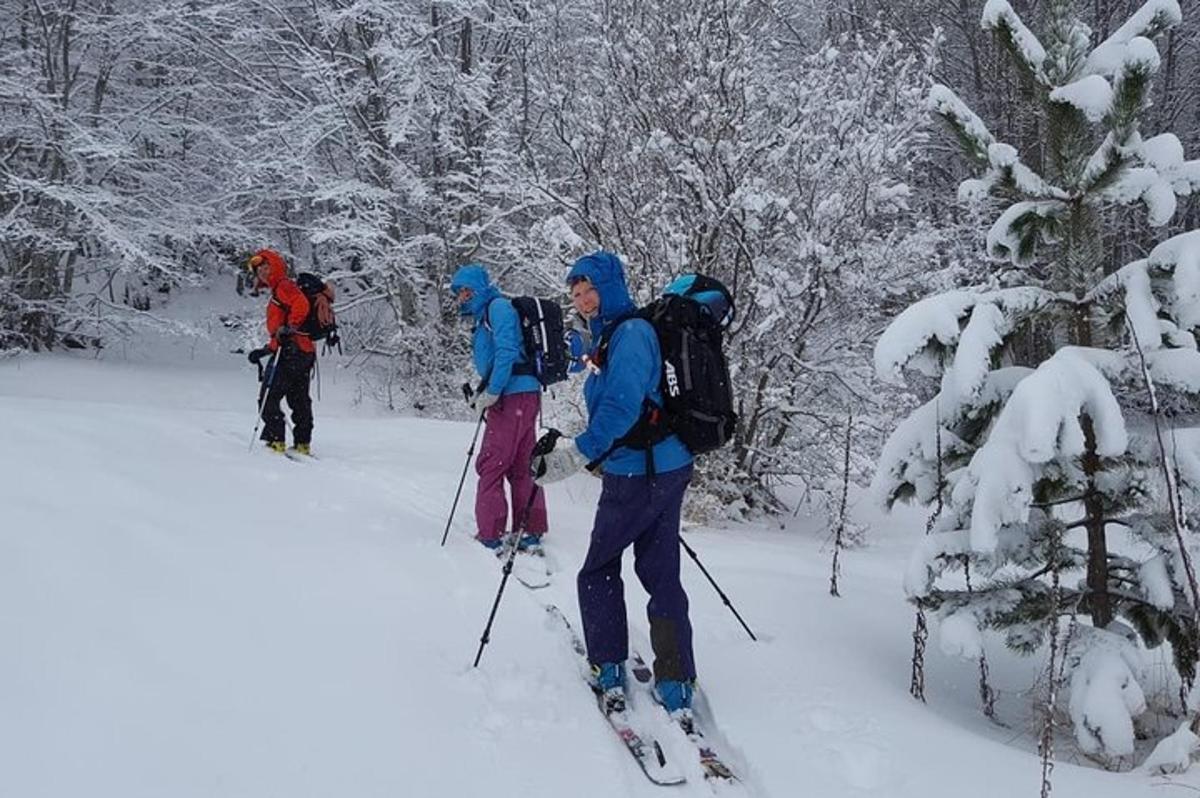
577, 464, 695, 682
474, 391, 548, 541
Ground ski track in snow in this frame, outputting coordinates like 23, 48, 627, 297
1, 338, 1196, 797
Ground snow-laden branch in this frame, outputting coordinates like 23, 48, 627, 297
1085, 0, 1182, 77
873, 287, 1061, 386
981, 0, 1047, 84
963, 348, 1127, 551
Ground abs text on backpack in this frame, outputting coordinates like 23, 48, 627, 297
600, 274, 738, 458
487, 296, 569, 388
287, 273, 339, 346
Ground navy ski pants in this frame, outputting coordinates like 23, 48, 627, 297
577, 464, 696, 683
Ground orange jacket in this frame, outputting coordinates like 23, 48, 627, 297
254, 249, 315, 354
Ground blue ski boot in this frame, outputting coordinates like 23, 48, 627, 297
517, 533, 544, 555
591, 661, 626, 715
654, 679, 696, 733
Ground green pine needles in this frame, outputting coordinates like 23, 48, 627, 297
875, 0, 1200, 767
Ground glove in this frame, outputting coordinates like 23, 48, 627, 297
462, 379, 487, 405
533, 436, 590, 485
275, 325, 296, 343
247, 347, 271, 364
472, 391, 501, 412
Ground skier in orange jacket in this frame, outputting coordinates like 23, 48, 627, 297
245, 249, 316, 455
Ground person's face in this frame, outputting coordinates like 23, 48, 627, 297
454, 286, 474, 307
571, 279, 599, 320
247, 254, 270, 286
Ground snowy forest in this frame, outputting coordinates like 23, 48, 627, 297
5, 0, 1200, 795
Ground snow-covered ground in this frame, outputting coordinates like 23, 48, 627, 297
2, 296, 1197, 797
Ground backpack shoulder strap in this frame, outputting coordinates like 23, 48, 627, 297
593, 310, 642, 367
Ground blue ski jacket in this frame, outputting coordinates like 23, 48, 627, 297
450, 264, 540, 396
565, 252, 692, 476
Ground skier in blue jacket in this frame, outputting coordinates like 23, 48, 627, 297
532, 250, 696, 722
450, 264, 548, 551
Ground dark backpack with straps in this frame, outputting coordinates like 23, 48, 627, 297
593, 274, 737, 464
293, 273, 338, 344
485, 296, 569, 388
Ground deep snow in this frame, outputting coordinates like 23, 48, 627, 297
2, 293, 1197, 797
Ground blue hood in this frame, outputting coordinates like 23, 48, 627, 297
449, 264, 500, 320
566, 251, 636, 325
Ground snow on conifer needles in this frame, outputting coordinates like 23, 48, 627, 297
876, 0, 1200, 776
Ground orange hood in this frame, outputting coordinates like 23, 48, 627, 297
253, 248, 288, 289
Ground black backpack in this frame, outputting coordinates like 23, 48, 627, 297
485, 296, 569, 388
593, 274, 737, 466
292, 272, 339, 345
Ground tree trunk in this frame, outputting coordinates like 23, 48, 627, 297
1080, 414, 1113, 629
1074, 300, 1113, 630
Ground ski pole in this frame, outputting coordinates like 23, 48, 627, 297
679, 535, 758, 641
473, 431, 560, 668
472, 473, 548, 669
440, 410, 486, 546
248, 349, 280, 452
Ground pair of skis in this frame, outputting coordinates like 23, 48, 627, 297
481, 539, 740, 786
545, 604, 739, 788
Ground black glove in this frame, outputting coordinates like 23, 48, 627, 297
275, 325, 296, 343
462, 379, 488, 406
533, 429, 564, 459
530, 429, 562, 480
247, 347, 271, 364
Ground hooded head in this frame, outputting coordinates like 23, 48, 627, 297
248, 249, 288, 289
449, 263, 500, 319
565, 251, 635, 325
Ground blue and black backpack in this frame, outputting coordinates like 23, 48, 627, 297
593, 273, 737, 465
484, 296, 569, 388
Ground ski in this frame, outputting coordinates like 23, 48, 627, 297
631, 650, 738, 783
512, 549, 551, 589
545, 605, 686, 787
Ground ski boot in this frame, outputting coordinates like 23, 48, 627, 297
654, 680, 696, 734
517, 533, 544, 555
591, 662, 627, 715
476, 536, 504, 553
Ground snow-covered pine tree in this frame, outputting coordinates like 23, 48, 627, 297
873, 0, 1200, 765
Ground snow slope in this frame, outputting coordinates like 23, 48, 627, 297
2, 335, 1196, 796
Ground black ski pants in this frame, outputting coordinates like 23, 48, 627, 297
259, 346, 316, 445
